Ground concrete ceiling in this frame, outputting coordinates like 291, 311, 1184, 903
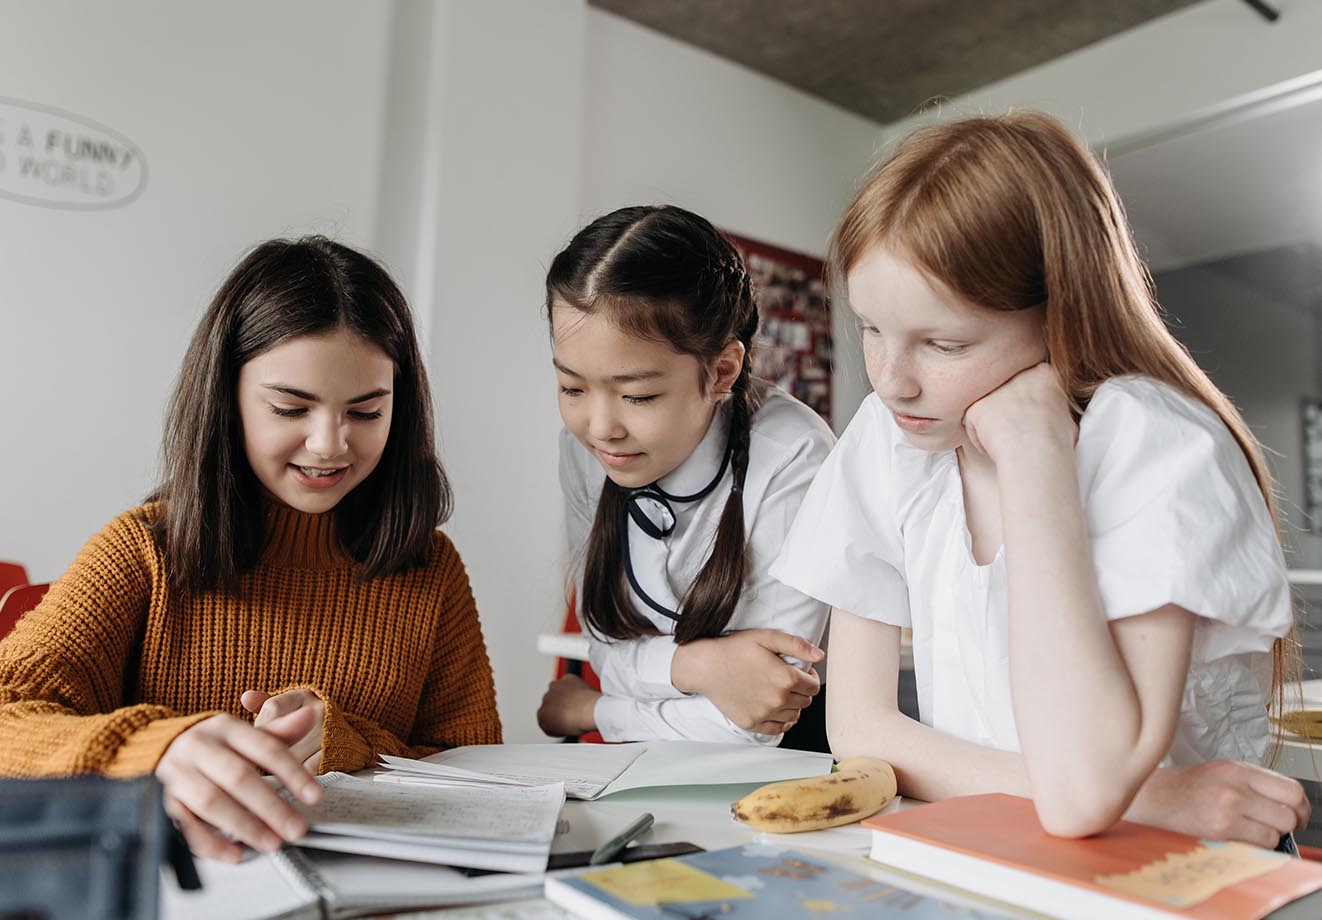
589, 0, 1204, 124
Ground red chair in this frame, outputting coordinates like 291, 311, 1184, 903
558, 586, 605, 744
0, 561, 28, 597
0, 583, 49, 639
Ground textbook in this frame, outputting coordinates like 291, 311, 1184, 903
544, 843, 1012, 919
285, 772, 565, 873
864, 793, 1322, 920
160, 846, 543, 920
378, 740, 833, 800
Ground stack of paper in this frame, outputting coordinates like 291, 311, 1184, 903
286, 773, 566, 873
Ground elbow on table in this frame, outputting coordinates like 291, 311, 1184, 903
1031, 783, 1134, 839
1026, 735, 1167, 838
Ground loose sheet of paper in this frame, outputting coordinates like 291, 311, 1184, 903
380, 741, 833, 800
596, 742, 832, 797
381, 743, 647, 799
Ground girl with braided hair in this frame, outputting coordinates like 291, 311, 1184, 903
536, 205, 835, 747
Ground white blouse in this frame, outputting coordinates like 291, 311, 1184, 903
770, 375, 1292, 765
561, 381, 835, 744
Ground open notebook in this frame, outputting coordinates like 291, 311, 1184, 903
160, 846, 542, 920
377, 740, 834, 799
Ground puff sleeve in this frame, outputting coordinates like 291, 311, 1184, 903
770, 394, 911, 626
1077, 377, 1291, 663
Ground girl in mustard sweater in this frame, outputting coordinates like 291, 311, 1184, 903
0, 236, 501, 862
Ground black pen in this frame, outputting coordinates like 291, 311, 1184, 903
589, 812, 655, 865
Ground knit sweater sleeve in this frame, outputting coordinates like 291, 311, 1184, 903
316, 534, 502, 773
0, 510, 216, 778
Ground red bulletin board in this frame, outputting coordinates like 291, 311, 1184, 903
725, 232, 832, 425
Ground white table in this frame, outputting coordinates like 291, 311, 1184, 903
163, 777, 1032, 919
517, 783, 1031, 920
534, 631, 917, 671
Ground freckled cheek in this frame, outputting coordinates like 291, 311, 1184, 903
863, 359, 886, 392
860, 346, 890, 391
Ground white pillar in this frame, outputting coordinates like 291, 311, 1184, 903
375, 0, 587, 742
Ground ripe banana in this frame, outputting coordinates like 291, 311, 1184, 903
730, 756, 897, 833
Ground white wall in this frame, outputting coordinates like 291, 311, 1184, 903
581, 8, 884, 430
374, 0, 590, 744
0, 0, 886, 746
881, 0, 1322, 149
1153, 249, 1322, 568
0, 0, 392, 580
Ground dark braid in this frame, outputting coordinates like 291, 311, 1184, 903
673, 256, 760, 642
547, 206, 761, 642
582, 480, 663, 639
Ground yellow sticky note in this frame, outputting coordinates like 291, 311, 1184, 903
580, 858, 753, 906
1096, 841, 1287, 908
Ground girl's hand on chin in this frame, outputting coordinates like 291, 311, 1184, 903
962, 363, 1076, 462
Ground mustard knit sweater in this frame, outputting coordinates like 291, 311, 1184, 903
0, 503, 501, 778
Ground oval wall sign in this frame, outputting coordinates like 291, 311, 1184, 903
0, 98, 147, 210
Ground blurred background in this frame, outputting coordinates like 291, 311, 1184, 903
2, 0, 1321, 746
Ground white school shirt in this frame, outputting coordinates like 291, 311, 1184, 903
561, 381, 835, 744
770, 375, 1292, 765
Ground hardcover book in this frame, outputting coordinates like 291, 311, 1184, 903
864, 793, 1322, 920
545, 843, 1010, 919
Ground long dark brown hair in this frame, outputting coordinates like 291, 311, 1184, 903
831, 110, 1297, 742
547, 205, 760, 643
151, 235, 452, 596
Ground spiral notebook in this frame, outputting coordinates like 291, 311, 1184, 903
161, 846, 542, 920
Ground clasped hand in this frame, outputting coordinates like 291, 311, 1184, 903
673, 629, 824, 734
537, 673, 601, 738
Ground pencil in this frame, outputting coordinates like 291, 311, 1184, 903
589, 812, 655, 865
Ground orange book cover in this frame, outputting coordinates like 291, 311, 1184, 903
862, 794, 1322, 920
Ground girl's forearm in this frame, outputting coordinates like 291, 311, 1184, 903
998, 444, 1165, 833
830, 704, 1030, 802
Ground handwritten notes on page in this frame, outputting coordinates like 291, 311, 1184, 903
288, 773, 565, 873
